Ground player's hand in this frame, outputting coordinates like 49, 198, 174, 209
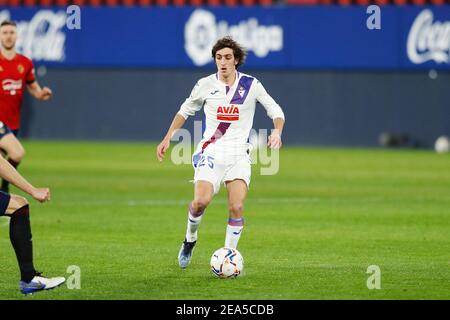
40, 87, 52, 101
31, 188, 50, 203
268, 131, 282, 149
157, 139, 170, 162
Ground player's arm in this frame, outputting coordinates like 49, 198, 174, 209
268, 117, 285, 149
156, 114, 186, 162
27, 81, 52, 101
156, 81, 205, 162
0, 156, 50, 202
255, 80, 285, 150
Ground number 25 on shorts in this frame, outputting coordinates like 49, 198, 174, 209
198, 155, 214, 169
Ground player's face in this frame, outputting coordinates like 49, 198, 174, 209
0, 26, 17, 50
215, 47, 238, 78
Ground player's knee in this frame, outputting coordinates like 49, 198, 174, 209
192, 197, 211, 212
7, 195, 28, 213
9, 148, 25, 163
229, 202, 244, 215
15, 195, 28, 207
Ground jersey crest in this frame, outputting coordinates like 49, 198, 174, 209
230, 76, 254, 104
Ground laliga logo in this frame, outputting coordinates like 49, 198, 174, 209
407, 10, 450, 64
185, 9, 283, 66
0, 10, 66, 62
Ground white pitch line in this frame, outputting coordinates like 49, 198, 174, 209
254, 198, 321, 204
51, 197, 321, 207
0, 197, 321, 228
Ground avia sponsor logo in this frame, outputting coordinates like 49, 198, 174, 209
407, 9, 450, 65
185, 9, 283, 66
2, 79, 22, 95
0, 10, 66, 62
217, 105, 239, 121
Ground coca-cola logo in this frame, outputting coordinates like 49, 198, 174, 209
0, 10, 66, 62
407, 9, 450, 64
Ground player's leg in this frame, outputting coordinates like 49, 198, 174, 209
0, 192, 65, 294
224, 179, 248, 249
223, 155, 251, 248
178, 180, 214, 268
179, 150, 224, 268
0, 131, 25, 192
2, 193, 36, 284
186, 180, 214, 242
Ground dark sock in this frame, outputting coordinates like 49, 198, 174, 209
1, 178, 9, 192
7, 205, 36, 283
1, 159, 20, 192
8, 159, 19, 168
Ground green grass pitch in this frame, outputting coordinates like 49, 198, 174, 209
0, 141, 448, 299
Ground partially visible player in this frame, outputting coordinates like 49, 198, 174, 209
0, 20, 53, 193
0, 149, 65, 294
157, 37, 285, 268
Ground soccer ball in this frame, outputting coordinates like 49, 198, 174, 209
435, 136, 449, 154
210, 247, 244, 278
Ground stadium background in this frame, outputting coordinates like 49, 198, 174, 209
1, 1, 449, 147
0, 0, 449, 301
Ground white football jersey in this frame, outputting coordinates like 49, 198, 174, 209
178, 72, 285, 160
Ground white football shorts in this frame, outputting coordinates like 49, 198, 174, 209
192, 149, 251, 194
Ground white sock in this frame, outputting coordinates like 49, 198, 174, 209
225, 217, 244, 249
185, 204, 204, 243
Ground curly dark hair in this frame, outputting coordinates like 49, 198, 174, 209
211, 37, 247, 69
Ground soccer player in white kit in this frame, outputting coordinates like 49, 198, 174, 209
156, 37, 285, 268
